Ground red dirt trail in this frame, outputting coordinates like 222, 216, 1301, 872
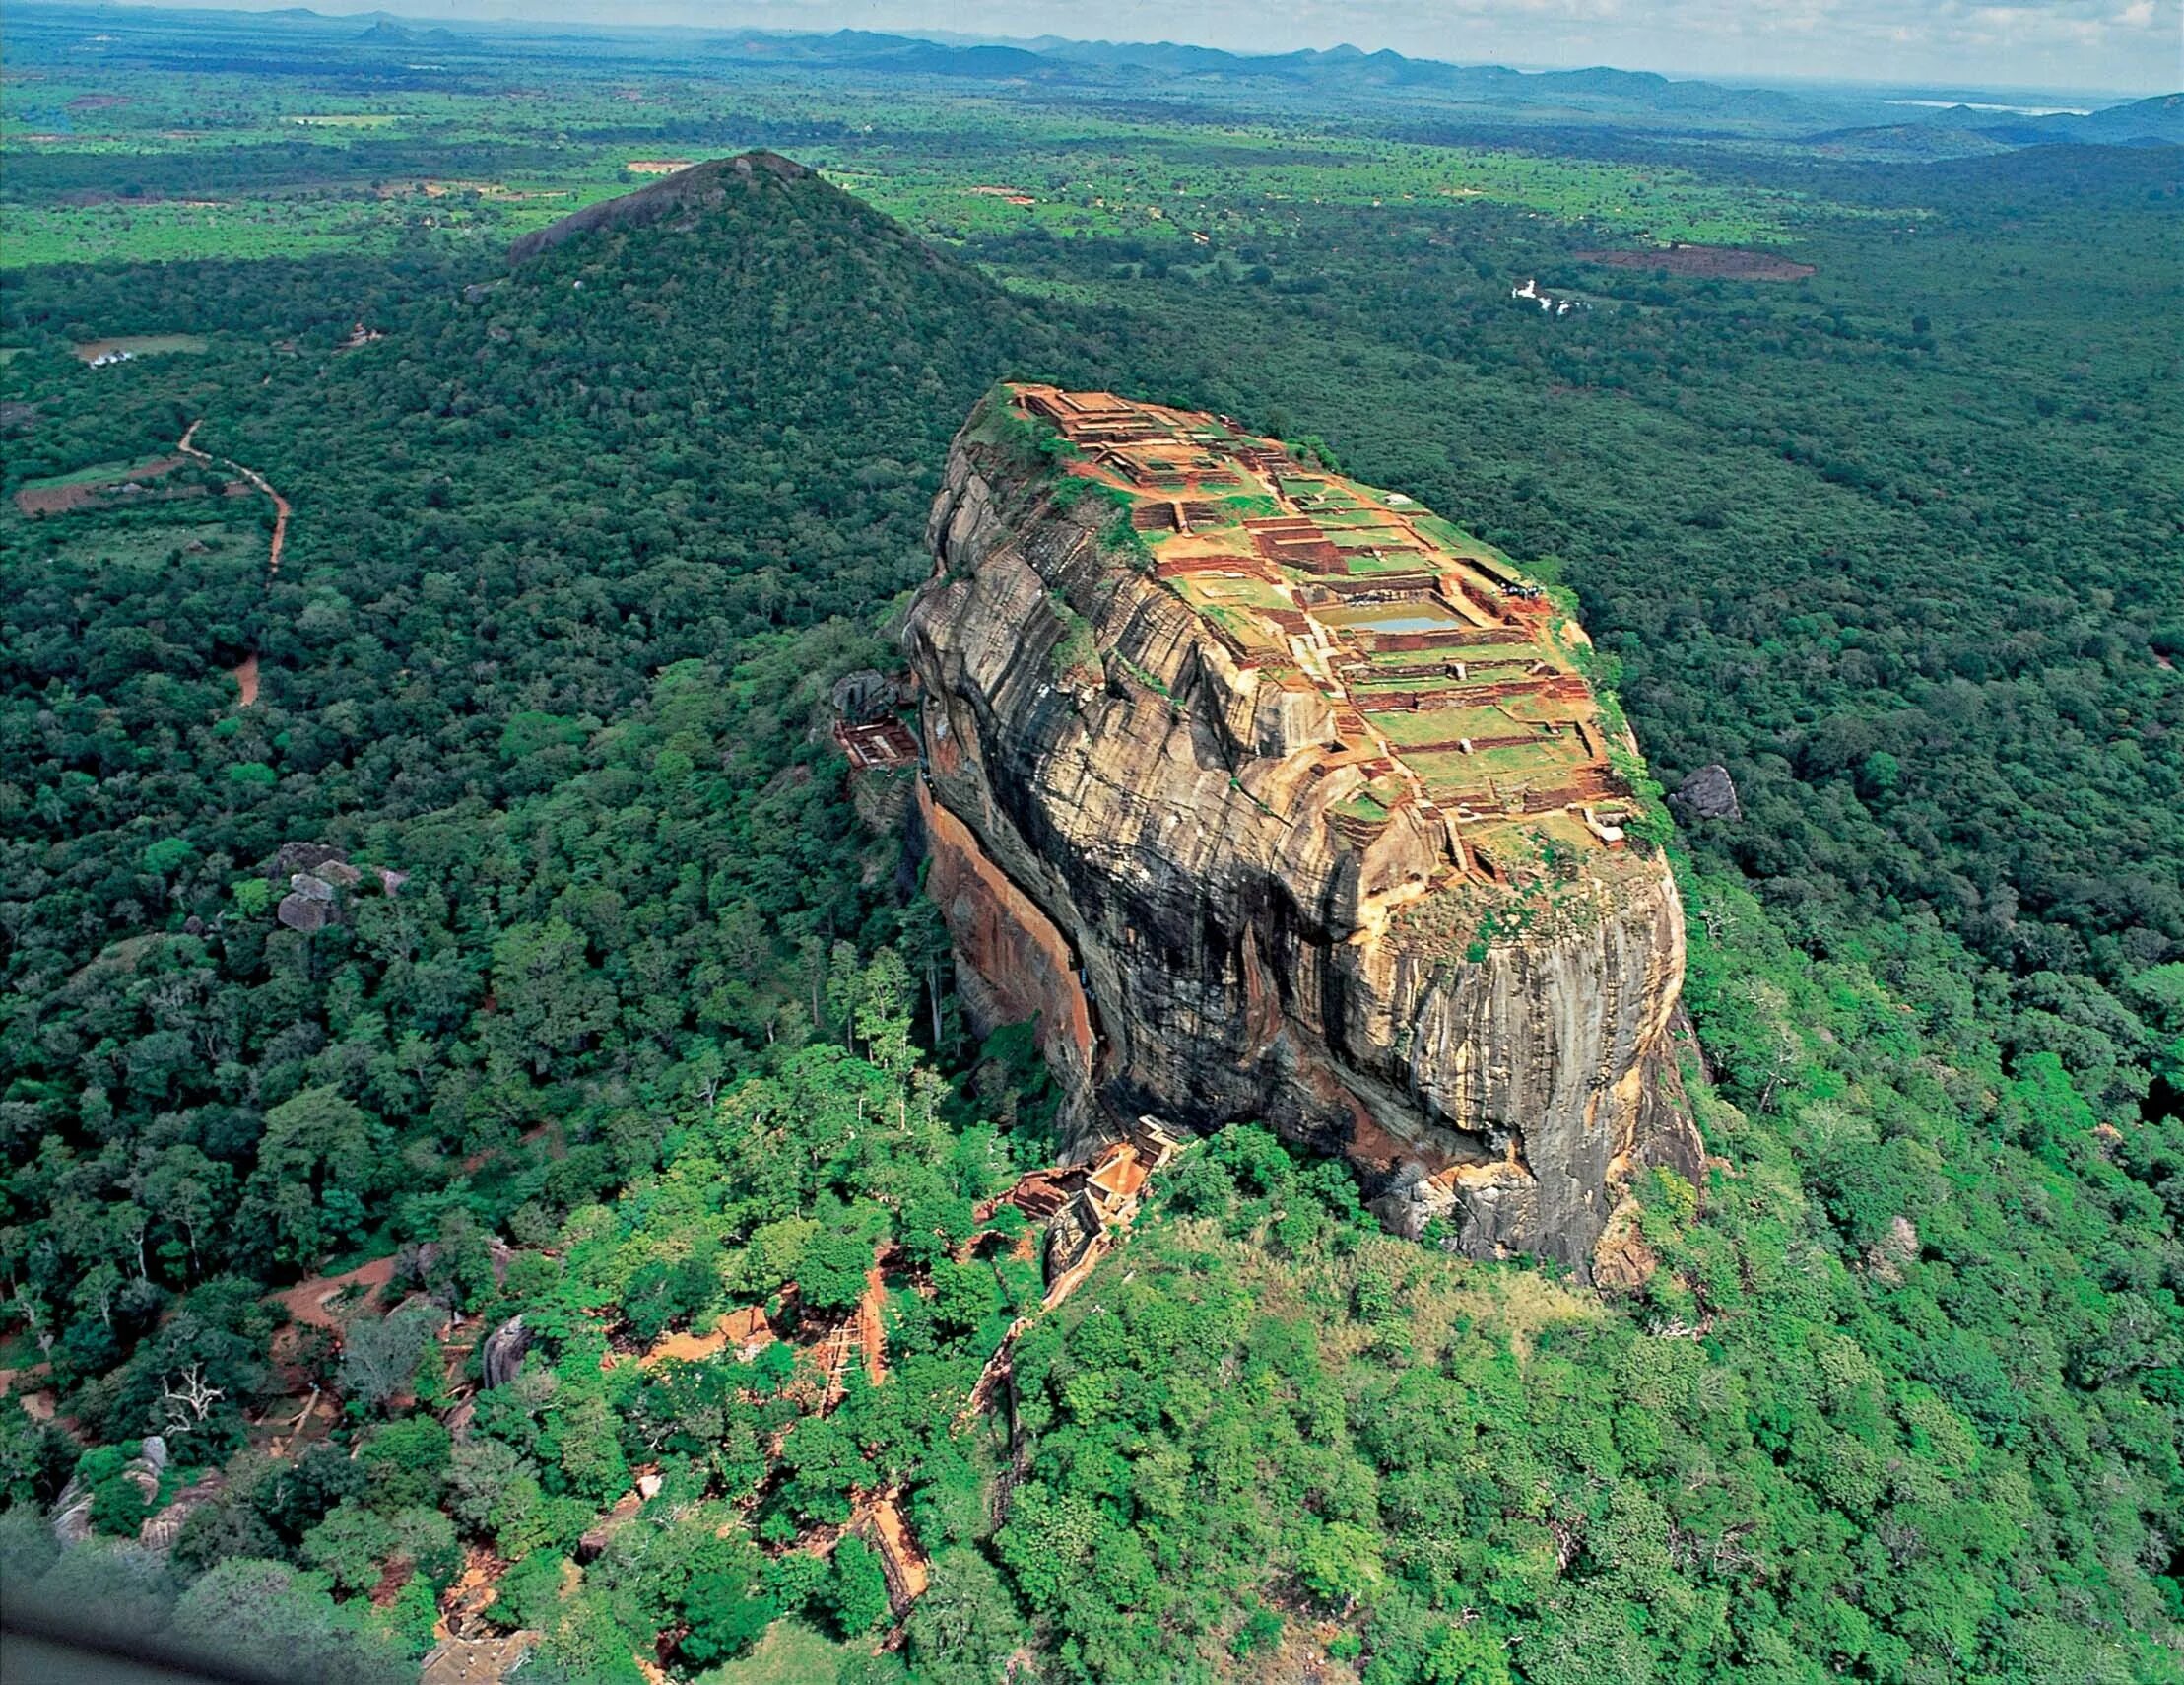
860, 1267, 888, 1384
181, 419, 289, 708
179, 418, 291, 576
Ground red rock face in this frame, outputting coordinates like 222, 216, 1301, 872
916, 779, 1094, 1069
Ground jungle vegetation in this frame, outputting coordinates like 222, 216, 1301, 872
1, 25, 2179, 1685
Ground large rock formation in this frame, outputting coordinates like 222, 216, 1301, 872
904, 387, 1702, 1277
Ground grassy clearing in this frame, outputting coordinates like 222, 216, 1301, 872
1155, 1213, 1600, 1373
1172, 572, 1291, 615
18, 454, 181, 490
1409, 736, 1589, 787
17, 518, 264, 576
1370, 707, 1510, 747
695, 1618, 846, 1685
72, 333, 207, 360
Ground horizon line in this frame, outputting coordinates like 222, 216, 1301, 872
15, 0, 2179, 101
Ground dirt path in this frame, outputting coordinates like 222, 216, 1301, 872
860, 1267, 888, 1385
182, 419, 288, 709
179, 418, 290, 577
871, 1494, 931, 1603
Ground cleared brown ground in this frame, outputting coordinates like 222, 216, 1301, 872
13, 457, 197, 515
1576, 243, 1816, 281
275, 1254, 398, 1331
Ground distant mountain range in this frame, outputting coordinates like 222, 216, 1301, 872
692, 29, 2179, 144
24, 1, 2181, 148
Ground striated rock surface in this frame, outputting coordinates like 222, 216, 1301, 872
904, 388, 1703, 1277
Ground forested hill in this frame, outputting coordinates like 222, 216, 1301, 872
506, 151, 822, 263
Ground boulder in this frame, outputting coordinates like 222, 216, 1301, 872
49, 1475, 94, 1547
277, 874, 338, 933
1668, 763, 1741, 822
481, 1315, 530, 1390
270, 842, 347, 879
140, 1471, 226, 1554
830, 668, 902, 724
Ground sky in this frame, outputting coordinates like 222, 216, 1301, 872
135, 0, 2184, 93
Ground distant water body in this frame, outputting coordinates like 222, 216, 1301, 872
1886, 99, 2093, 115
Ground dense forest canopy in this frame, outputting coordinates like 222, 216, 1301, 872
1, 18, 2180, 1684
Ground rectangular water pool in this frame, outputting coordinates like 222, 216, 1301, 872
1350, 610, 1461, 634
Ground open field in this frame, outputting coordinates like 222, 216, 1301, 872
13, 453, 195, 512
7, 515, 265, 575
17, 453, 185, 490
72, 333, 207, 361
702, 1618, 847, 1684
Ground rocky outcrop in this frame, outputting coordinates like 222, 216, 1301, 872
903, 389, 1702, 1277
1669, 763, 1741, 822
832, 669, 905, 724
277, 873, 338, 933
481, 1315, 530, 1390
141, 1469, 226, 1553
266, 844, 403, 932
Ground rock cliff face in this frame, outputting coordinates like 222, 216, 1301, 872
903, 388, 1702, 1276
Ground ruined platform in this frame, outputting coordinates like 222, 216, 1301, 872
1013, 385, 1634, 880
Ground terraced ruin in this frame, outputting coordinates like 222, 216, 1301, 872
1014, 385, 1636, 880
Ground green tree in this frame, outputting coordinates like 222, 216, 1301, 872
824, 1535, 891, 1637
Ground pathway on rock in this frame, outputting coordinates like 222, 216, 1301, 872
870, 1492, 931, 1607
